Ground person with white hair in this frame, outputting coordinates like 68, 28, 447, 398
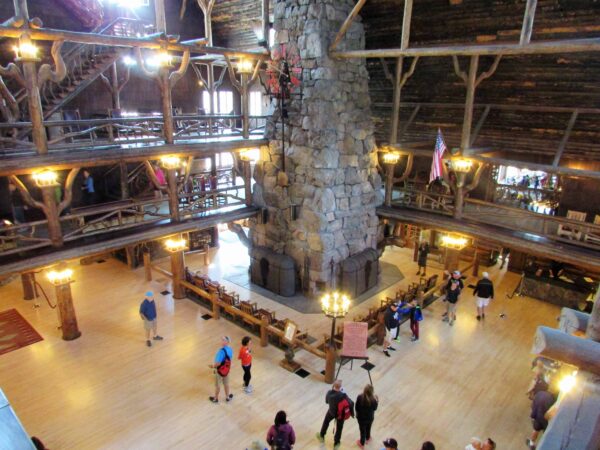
473, 272, 494, 320
209, 336, 234, 403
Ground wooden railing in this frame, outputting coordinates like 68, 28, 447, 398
390, 187, 600, 249
0, 114, 268, 154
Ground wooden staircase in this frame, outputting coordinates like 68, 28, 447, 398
14, 17, 150, 121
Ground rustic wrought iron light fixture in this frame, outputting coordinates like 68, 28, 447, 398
440, 234, 469, 250
160, 155, 183, 170
164, 238, 188, 253
13, 42, 40, 62
450, 157, 473, 174
32, 170, 59, 187
47, 267, 74, 286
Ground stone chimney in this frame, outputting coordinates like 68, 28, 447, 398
250, 0, 382, 298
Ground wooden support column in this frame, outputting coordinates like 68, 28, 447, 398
166, 168, 180, 222
241, 72, 249, 139
54, 281, 81, 340
472, 248, 480, 277
400, 0, 413, 50
143, 250, 152, 281
154, 0, 167, 33
242, 158, 252, 206
159, 67, 174, 144
324, 343, 336, 384
261, 0, 269, 47
211, 291, 220, 319
520, 0, 538, 46
552, 110, 578, 167
444, 248, 461, 271
169, 236, 186, 299
22, 58, 47, 155
260, 315, 269, 347
389, 57, 404, 144
41, 186, 62, 247
461, 55, 479, 152
119, 161, 129, 200
110, 62, 121, 110
384, 162, 395, 207
21, 272, 36, 300
210, 154, 217, 176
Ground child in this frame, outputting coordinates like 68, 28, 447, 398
238, 336, 253, 394
408, 299, 423, 342
393, 301, 413, 341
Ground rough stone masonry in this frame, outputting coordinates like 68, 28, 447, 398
250, 0, 382, 297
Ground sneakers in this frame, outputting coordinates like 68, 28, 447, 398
393, 336, 401, 342
442, 316, 449, 322
411, 336, 418, 342
334, 444, 340, 450
146, 340, 152, 347
482, 313, 486, 319
449, 320, 454, 326
383, 350, 391, 357
476, 315, 481, 321
441, 312, 448, 317
315, 432, 325, 443
153, 335, 163, 340
244, 385, 253, 394
416, 270, 421, 275
388, 346, 396, 351
526, 438, 536, 449
209, 396, 218, 403
226, 394, 233, 402
356, 440, 365, 449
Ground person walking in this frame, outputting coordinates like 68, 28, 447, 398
408, 299, 423, 341
266, 410, 296, 450
315, 379, 354, 449
81, 169, 96, 206
238, 336, 253, 393
473, 272, 494, 320
527, 390, 556, 449
443, 271, 463, 326
416, 241, 430, 276
382, 303, 399, 356
209, 336, 234, 404
139, 291, 163, 347
355, 384, 378, 449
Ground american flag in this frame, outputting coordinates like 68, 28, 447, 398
429, 128, 447, 183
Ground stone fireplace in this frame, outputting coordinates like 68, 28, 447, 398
249, 0, 382, 298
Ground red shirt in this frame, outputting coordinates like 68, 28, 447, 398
238, 346, 252, 366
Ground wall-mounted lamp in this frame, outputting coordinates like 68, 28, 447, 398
450, 157, 473, 174
382, 152, 400, 165
47, 267, 74, 286
440, 234, 469, 250
33, 170, 59, 187
13, 42, 40, 62
236, 59, 254, 74
160, 155, 184, 170
164, 238, 188, 253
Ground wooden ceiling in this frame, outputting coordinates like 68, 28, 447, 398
209, 0, 600, 163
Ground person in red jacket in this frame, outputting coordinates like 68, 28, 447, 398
238, 336, 253, 394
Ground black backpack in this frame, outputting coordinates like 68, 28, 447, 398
273, 426, 287, 450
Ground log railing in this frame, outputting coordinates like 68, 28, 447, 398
0, 114, 267, 154
390, 187, 600, 249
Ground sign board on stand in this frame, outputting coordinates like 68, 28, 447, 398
337, 322, 373, 385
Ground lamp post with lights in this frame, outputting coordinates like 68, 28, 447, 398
447, 156, 475, 219
164, 235, 188, 299
321, 291, 351, 383
47, 264, 81, 340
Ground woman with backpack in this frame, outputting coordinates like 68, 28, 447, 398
355, 384, 379, 449
266, 410, 295, 450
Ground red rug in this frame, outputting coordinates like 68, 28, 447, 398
0, 309, 43, 356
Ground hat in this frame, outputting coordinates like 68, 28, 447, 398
391, 302, 399, 307
453, 270, 461, 276
145, 291, 154, 298
222, 335, 231, 343
383, 438, 398, 449
482, 271, 489, 278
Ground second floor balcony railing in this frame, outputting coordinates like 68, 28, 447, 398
389, 186, 600, 251
0, 114, 268, 155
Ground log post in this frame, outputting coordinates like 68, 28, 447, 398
389, 56, 404, 144
472, 248, 479, 277
110, 62, 121, 110
242, 158, 252, 206
54, 281, 81, 340
170, 247, 186, 299
159, 67, 174, 145
203, 243, 210, 266
520, 0, 538, 46
324, 343, 336, 384
460, 55, 479, 152
532, 326, 600, 376
153, 0, 167, 33
21, 272, 36, 300
384, 161, 395, 207
166, 168, 180, 222
241, 72, 249, 139
41, 186, 63, 247
453, 175, 466, 219
119, 161, 129, 200
211, 291, 220, 320
22, 54, 47, 155
444, 247, 461, 271
260, 315, 269, 347
143, 250, 152, 281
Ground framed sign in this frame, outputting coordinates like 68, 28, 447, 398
341, 322, 368, 359
283, 320, 298, 344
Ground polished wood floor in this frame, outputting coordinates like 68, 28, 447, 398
0, 233, 561, 449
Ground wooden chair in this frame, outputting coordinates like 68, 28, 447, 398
239, 301, 259, 331
584, 214, 600, 246
557, 210, 587, 240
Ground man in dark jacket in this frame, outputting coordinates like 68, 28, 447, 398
316, 379, 354, 449
473, 271, 494, 320
382, 303, 399, 357
527, 390, 556, 449
416, 241, 430, 276
443, 271, 464, 326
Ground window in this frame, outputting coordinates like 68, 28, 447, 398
202, 91, 215, 114
249, 91, 263, 116
218, 91, 233, 114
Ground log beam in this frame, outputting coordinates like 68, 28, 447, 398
532, 326, 600, 376
559, 308, 589, 336
586, 289, 600, 342
520, 0, 538, 46
552, 110, 579, 168
400, 0, 413, 50
329, 0, 368, 52
331, 37, 600, 58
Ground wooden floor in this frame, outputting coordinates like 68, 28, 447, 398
0, 232, 561, 449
